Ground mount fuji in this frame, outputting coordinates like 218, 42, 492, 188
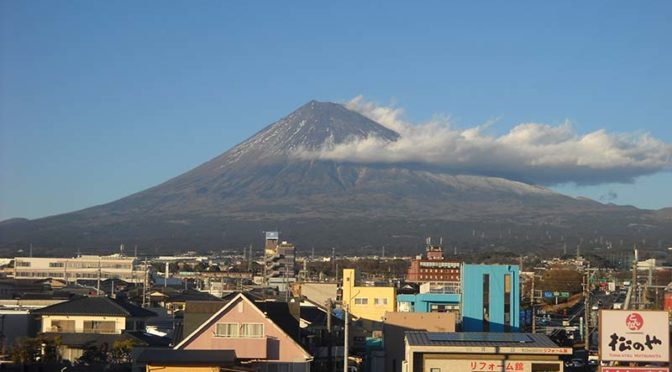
1, 101, 670, 255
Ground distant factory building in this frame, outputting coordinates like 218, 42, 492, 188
13, 255, 141, 283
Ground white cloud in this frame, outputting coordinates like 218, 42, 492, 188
294, 95, 672, 185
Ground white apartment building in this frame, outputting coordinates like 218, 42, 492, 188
13, 255, 141, 283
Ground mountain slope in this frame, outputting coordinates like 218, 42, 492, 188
0, 101, 669, 255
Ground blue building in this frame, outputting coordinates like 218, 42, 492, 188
396, 292, 461, 313
461, 264, 520, 332
397, 282, 461, 313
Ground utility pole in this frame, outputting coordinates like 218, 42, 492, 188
326, 298, 333, 372
164, 261, 169, 288
531, 273, 536, 333
632, 247, 638, 309
583, 267, 590, 351
96, 258, 101, 295
343, 304, 349, 372
142, 258, 148, 308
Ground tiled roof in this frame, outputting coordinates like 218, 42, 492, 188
167, 290, 222, 302
32, 296, 156, 317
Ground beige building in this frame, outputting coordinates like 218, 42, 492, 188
13, 255, 140, 283
33, 296, 158, 361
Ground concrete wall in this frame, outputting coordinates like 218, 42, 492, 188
296, 282, 337, 306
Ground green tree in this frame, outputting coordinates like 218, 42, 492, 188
110, 339, 137, 365
10, 334, 61, 364
76, 342, 109, 367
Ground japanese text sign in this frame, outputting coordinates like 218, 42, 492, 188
599, 310, 669, 363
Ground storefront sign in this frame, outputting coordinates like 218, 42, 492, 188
599, 310, 669, 363
423, 359, 564, 372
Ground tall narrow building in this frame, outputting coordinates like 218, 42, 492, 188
264, 231, 296, 292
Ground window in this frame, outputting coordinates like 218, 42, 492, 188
374, 298, 388, 306
354, 298, 368, 305
49, 262, 64, 268
215, 323, 239, 337
83, 320, 116, 334
215, 323, 264, 338
240, 323, 264, 338
16, 261, 31, 267
50, 320, 75, 332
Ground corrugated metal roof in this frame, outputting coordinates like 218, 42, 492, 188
406, 331, 561, 348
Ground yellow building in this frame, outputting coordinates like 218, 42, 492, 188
342, 268, 396, 322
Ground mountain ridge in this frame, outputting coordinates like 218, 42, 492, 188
1, 100, 669, 255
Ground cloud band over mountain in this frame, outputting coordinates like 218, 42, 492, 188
294, 96, 672, 185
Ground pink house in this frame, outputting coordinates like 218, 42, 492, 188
175, 293, 313, 372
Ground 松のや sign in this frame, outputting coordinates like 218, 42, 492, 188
599, 310, 670, 363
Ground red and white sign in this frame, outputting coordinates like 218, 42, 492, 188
601, 368, 669, 372
599, 310, 670, 363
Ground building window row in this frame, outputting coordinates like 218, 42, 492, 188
420, 269, 458, 273
215, 322, 264, 338
374, 298, 388, 306
354, 298, 368, 305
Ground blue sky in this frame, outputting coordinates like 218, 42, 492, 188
1, 1, 670, 220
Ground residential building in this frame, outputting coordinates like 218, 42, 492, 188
461, 264, 520, 332
264, 231, 297, 291
406, 241, 461, 283
383, 312, 456, 372
174, 292, 313, 371
403, 331, 572, 372
341, 268, 395, 323
14, 255, 140, 283
32, 296, 162, 361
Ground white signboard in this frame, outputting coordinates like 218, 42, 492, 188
599, 310, 670, 363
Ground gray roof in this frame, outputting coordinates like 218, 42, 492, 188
406, 331, 563, 349
32, 296, 156, 318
